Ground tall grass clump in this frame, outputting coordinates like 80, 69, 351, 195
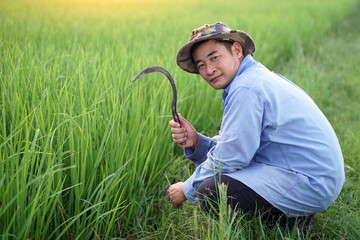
1, 0, 359, 238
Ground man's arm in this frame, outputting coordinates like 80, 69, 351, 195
170, 114, 218, 165
182, 87, 265, 202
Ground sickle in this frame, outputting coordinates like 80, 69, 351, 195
131, 66, 180, 124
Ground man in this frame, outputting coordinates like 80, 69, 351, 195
167, 22, 345, 227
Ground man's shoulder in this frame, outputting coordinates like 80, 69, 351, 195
230, 63, 271, 90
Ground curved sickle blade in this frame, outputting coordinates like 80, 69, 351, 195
131, 66, 180, 124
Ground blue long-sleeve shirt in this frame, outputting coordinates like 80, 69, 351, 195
182, 55, 345, 217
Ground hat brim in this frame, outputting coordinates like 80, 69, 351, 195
176, 30, 255, 74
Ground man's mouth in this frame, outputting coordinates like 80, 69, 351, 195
211, 75, 222, 82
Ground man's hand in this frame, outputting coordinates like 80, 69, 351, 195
167, 182, 187, 209
169, 113, 198, 149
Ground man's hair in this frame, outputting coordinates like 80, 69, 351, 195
190, 39, 244, 63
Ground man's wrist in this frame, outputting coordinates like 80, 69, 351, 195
192, 134, 199, 149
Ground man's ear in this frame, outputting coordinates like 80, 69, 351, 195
232, 42, 243, 58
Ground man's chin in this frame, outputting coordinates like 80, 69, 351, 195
211, 84, 224, 90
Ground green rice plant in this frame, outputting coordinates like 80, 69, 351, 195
1, 0, 359, 239
200, 183, 243, 240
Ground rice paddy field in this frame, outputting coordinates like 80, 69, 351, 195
1, 0, 360, 239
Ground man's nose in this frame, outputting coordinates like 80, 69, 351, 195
206, 63, 216, 75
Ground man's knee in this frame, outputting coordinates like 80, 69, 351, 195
197, 178, 216, 204
197, 177, 220, 213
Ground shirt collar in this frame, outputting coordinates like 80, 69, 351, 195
222, 54, 256, 101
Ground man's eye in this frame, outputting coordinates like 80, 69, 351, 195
212, 55, 219, 61
198, 64, 205, 70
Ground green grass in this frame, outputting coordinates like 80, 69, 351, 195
1, 0, 359, 239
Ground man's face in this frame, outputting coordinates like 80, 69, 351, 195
192, 40, 243, 89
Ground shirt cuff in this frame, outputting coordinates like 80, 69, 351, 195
183, 175, 198, 203
184, 133, 214, 165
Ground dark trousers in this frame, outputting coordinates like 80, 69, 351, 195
197, 175, 313, 229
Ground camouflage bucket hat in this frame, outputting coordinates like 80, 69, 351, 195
176, 22, 256, 74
